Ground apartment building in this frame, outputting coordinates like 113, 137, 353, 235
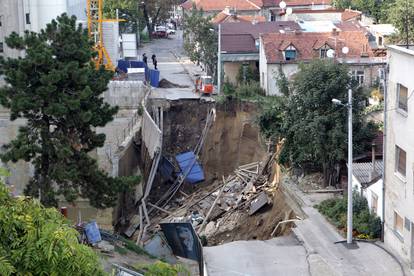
384, 45, 414, 268
0, 0, 69, 58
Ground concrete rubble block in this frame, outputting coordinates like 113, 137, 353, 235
96, 240, 115, 252
249, 192, 270, 216
203, 221, 216, 237
144, 233, 177, 264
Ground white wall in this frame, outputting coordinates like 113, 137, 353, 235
24, 0, 68, 33
384, 45, 414, 266
353, 176, 384, 221
266, 63, 298, 96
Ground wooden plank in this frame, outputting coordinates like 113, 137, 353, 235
198, 176, 227, 234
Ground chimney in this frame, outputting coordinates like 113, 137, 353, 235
224, 6, 230, 15
369, 143, 379, 182
332, 27, 338, 36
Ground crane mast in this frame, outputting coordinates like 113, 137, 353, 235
87, 0, 115, 70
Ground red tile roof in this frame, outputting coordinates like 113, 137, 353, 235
221, 21, 301, 53
262, 0, 332, 7
262, 30, 373, 63
182, 0, 264, 11
284, 0, 332, 6
341, 9, 362, 21
212, 12, 266, 24
222, 34, 257, 53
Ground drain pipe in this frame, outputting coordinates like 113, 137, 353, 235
381, 65, 388, 242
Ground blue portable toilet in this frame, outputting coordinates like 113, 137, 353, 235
84, 221, 102, 244
150, 69, 160, 87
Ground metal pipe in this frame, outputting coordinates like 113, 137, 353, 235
381, 66, 388, 240
347, 87, 353, 244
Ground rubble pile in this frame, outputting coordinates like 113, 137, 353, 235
146, 153, 281, 243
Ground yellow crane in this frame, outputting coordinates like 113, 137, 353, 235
87, 0, 124, 70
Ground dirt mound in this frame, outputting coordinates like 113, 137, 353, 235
204, 187, 295, 246
158, 78, 190, 88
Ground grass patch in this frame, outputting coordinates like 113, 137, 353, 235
114, 245, 128, 255
134, 261, 190, 276
120, 238, 156, 259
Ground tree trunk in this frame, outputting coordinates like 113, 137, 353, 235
142, 2, 152, 39
39, 116, 56, 207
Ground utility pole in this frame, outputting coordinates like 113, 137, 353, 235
347, 87, 353, 244
217, 24, 221, 94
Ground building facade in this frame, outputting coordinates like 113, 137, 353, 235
384, 45, 414, 268
0, 0, 69, 58
259, 28, 386, 95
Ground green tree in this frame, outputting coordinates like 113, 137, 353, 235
388, 0, 414, 47
103, 0, 180, 36
0, 178, 106, 275
183, 7, 218, 78
0, 14, 135, 208
260, 60, 376, 186
333, 0, 394, 22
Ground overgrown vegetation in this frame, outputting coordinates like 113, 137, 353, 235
236, 65, 260, 84
135, 261, 190, 276
258, 60, 377, 187
0, 14, 138, 208
317, 192, 382, 239
0, 176, 106, 276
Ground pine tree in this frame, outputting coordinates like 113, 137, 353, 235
0, 14, 135, 208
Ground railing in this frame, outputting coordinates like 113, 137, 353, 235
118, 110, 141, 146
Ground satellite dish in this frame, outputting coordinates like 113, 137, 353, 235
279, 1, 287, 9
286, 8, 293, 15
342, 46, 349, 54
326, 49, 335, 58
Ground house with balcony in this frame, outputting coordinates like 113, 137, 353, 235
383, 45, 414, 269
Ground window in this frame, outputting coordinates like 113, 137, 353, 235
397, 83, 408, 112
395, 145, 407, 177
352, 70, 364, 85
371, 192, 378, 214
405, 217, 411, 231
25, 13, 31, 24
378, 36, 383, 46
319, 44, 331, 58
284, 45, 297, 61
394, 211, 404, 236
0, 42, 3, 53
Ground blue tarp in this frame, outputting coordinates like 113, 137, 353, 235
175, 151, 205, 184
117, 59, 149, 81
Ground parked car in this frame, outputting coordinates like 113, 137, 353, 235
152, 26, 168, 38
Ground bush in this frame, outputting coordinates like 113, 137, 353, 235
317, 191, 382, 239
235, 81, 265, 99
222, 81, 236, 96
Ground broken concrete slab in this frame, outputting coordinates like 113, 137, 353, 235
249, 192, 270, 215
144, 233, 177, 264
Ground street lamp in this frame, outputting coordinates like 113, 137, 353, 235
331, 46, 353, 245
332, 88, 353, 245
